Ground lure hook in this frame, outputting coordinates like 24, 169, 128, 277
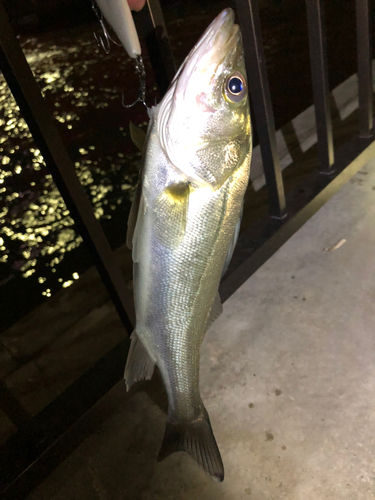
91, 1, 147, 108
92, 2, 121, 54
122, 55, 147, 108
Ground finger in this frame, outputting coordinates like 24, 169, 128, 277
128, 0, 146, 11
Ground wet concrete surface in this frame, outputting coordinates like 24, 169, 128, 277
28, 158, 375, 499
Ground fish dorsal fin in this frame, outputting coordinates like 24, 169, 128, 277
124, 330, 155, 391
206, 292, 223, 331
221, 205, 243, 278
129, 121, 147, 152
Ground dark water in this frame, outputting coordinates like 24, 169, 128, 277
0, 0, 370, 332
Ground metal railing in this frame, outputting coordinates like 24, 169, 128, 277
0, 0, 374, 498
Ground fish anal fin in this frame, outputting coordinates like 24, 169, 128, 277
124, 331, 155, 391
158, 406, 224, 482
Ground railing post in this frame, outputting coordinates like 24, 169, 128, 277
356, 0, 373, 138
134, 0, 176, 96
305, 0, 334, 174
235, 0, 287, 220
0, 2, 135, 334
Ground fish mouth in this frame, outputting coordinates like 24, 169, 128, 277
167, 9, 239, 92
191, 8, 239, 65
178, 8, 239, 83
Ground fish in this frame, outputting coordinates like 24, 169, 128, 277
124, 8, 252, 482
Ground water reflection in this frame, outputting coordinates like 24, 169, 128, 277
0, 26, 149, 322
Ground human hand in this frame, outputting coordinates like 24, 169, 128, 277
128, 0, 146, 11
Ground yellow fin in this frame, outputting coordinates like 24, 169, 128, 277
154, 182, 190, 248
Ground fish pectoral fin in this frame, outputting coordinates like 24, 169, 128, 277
158, 406, 224, 482
129, 121, 147, 152
124, 331, 155, 391
153, 182, 190, 248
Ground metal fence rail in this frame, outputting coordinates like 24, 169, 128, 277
235, 0, 287, 219
305, 0, 334, 174
0, 1, 135, 333
357, 0, 374, 138
0, 0, 374, 498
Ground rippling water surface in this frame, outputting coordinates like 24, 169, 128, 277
0, 23, 156, 329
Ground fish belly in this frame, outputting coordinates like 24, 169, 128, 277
133, 128, 250, 421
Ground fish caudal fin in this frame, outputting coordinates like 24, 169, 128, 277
124, 331, 155, 391
158, 407, 224, 482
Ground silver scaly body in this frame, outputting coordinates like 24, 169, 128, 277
125, 8, 252, 481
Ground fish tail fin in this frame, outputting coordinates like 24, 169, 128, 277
158, 406, 224, 482
124, 331, 155, 391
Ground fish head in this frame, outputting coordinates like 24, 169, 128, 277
156, 8, 251, 189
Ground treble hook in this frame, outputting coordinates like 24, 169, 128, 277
91, 0, 147, 108
122, 55, 147, 108
92, 2, 121, 54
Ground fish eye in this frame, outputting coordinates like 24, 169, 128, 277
224, 72, 247, 103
